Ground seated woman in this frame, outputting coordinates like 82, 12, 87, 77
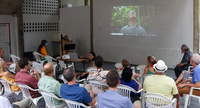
80, 52, 96, 67
120, 68, 142, 103
143, 56, 157, 76
118, 59, 139, 78
37, 40, 48, 60
0, 59, 20, 92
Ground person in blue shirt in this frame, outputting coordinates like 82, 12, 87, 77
120, 68, 142, 102
97, 71, 141, 108
174, 44, 193, 78
178, 53, 200, 96
60, 68, 96, 107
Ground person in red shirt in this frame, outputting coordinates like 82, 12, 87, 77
15, 58, 41, 98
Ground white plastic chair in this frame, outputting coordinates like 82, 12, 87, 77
114, 62, 123, 68
44, 55, 59, 77
86, 67, 97, 72
142, 93, 177, 108
16, 83, 43, 106
118, 70, 123, 78
33, 52, 44, 63
10, 54, 20, 62
188, 66, 193, 71
63, 98, 92, 108
184, 87, 200, 108
8, 63, 16, 74
89, 80, 108, 91
117, 84, 143, 99
60, 74, 87, 87
136, 64, 146, 85
38, 90, 67, 108
0, 78, 21, 95
31, 61, 45, 77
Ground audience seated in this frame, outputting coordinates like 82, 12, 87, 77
143, 60, 180, 108
0, 59, 20, 92
0, 82, 37, 108
97, 71, 141, 108
120, 68, 142, 102
118, 59, 139, 78
60, 68, 96, 107
178, 53, 200, 96
86, 56, 109, 82
15, 58, 41, 98
174, 44, 193, 78
143, 56, 157, 76
38, 63, 67, 107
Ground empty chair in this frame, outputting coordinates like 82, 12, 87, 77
17, 83, 43, 106
39, 90, 67, 108
142, 93, 177, 108
10, 54, 20, 62
117, 84, 143, 99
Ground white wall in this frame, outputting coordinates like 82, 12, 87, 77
93, 0, 193, 68
0, 15, 19, 57
60, 6, 90, 57
61, 0, 90, 7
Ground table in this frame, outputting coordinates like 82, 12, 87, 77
56, 57, 87, 72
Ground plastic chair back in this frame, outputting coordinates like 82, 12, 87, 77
10, 54, 20, 62
86, 67, 97, 72
0, 78, 12, 92
117, 84, 143, 99
114, 62, 123, 68
89, 80, 108, 91
39, 90, 65, 108
136, 64, 146, 76
31, 61, 43, 74
63, 98, 92, 108
142, 93, 177, 108
17, 83, 33, 98
8, 63, 16, 74
33, 52, 42, 62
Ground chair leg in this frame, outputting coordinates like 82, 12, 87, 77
184, 95, 189, 108
199, 97, 200, 103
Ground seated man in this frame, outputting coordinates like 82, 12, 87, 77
97, 71, 140, 108
178, 53, 200, 96
143, 60, 180, 108
120, 68, 142, 102
174, 44, 193, 78
15, 58, 41, 98
38, 63, 66, 107
0, 82, 37, 108
118, 59, 139, 78
86, 56, 109, 82
60, 68, 96, 107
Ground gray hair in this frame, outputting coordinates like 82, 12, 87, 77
191, 53, 200, 65
63, 68, 75, 82
181, 44, 189, 51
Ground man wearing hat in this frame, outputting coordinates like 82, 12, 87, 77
143, 60, 180, 108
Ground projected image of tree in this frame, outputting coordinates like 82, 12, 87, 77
111, 5, 156, 35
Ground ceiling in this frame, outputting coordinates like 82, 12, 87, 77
0, 0, 24, 15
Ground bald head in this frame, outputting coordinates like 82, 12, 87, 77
43, 63, 54, 76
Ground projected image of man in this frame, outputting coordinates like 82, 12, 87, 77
119, 10, 147, 34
